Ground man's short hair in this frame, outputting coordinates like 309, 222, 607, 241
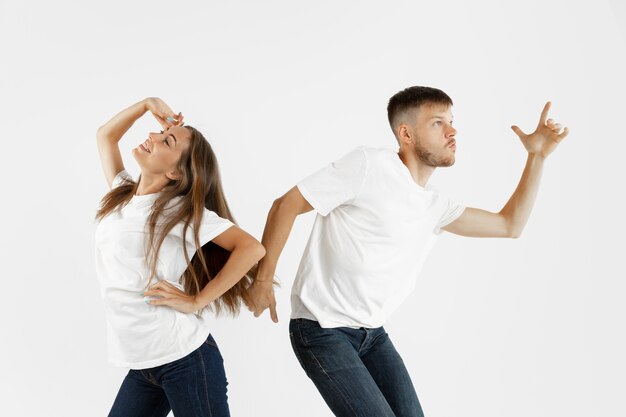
387, 86, 453, 135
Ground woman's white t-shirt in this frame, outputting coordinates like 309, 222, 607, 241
95, 170, 233, 369
293, 147, 465, 329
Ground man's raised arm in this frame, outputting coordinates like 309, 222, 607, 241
444, 102, 569, 238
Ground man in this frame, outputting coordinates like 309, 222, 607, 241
249, 86, 569, 417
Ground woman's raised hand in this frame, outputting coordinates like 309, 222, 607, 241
145, 97, 184, 130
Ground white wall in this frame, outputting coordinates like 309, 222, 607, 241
0, 1, 624, 416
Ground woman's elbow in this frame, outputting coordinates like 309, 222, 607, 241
253, 241, 266, 261
242, 239, 265, 262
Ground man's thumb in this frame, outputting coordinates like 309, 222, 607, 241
511, 125, 526, 138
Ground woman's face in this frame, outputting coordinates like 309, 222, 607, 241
132, 126, 192, 179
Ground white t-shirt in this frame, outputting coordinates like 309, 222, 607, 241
94, 170, 234, 369
292, 147, 465, 328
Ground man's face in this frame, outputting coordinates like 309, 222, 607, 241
407, 103, 457, 167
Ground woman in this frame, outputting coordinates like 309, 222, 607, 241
95, 97, 265, 417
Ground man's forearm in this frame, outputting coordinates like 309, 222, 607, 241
256, 198, 300, 281
499, 153, 545, 237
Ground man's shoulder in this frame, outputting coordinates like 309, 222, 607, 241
351, 146, 396, 163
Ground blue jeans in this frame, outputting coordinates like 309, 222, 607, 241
289, 318, 424, 417
108, 334, 230, 417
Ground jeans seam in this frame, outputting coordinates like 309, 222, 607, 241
306, 348, 360, 417
293, 320, 359, 415
198, 349, 213, 417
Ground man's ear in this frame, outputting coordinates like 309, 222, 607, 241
166, 170, 181, 181
397, 124, 414, 145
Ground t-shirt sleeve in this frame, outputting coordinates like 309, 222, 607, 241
296, 147, 368, 216
111, 170, 133, 189
169, 208, 235, 250
433, 194, 465, 234
196, 209, 235, 247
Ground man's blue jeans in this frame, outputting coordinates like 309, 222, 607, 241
108, 334, 230, 417
289, 318, 425, 417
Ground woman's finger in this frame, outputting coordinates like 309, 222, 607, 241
153, 113, 170, 129
144, 289, 166, 298
158, 280, 181, 291
147, 281, 180, 295
144, 289, 180, 299
150, 280, 175, 289
148, 298, 173, 306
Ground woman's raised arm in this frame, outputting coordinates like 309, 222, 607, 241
96, 98, 182, 187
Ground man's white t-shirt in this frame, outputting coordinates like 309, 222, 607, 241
293, 147, 465, 329
95, 170, 233, 369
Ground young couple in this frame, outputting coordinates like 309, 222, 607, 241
95, 87, 568, 417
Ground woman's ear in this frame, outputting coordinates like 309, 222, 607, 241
166, 170, 181, 181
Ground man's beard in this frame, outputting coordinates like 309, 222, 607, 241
414, 138, 455, 167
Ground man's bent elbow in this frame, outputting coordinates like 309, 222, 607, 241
507, 226, 523, 239
500, 213, 523, 239
272, 187, 310, 216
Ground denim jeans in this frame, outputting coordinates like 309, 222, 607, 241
108, 334, 230, 417
289, 318, 424, 417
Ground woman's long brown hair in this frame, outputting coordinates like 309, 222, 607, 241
95, 126, 254, 315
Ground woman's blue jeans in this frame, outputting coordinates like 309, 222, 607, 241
108, 334, 230, 417
290, 318, 425, 417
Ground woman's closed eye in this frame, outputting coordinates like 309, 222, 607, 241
158, 131, 171, 147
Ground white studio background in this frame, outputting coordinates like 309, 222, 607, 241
0, 1, 624, 416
